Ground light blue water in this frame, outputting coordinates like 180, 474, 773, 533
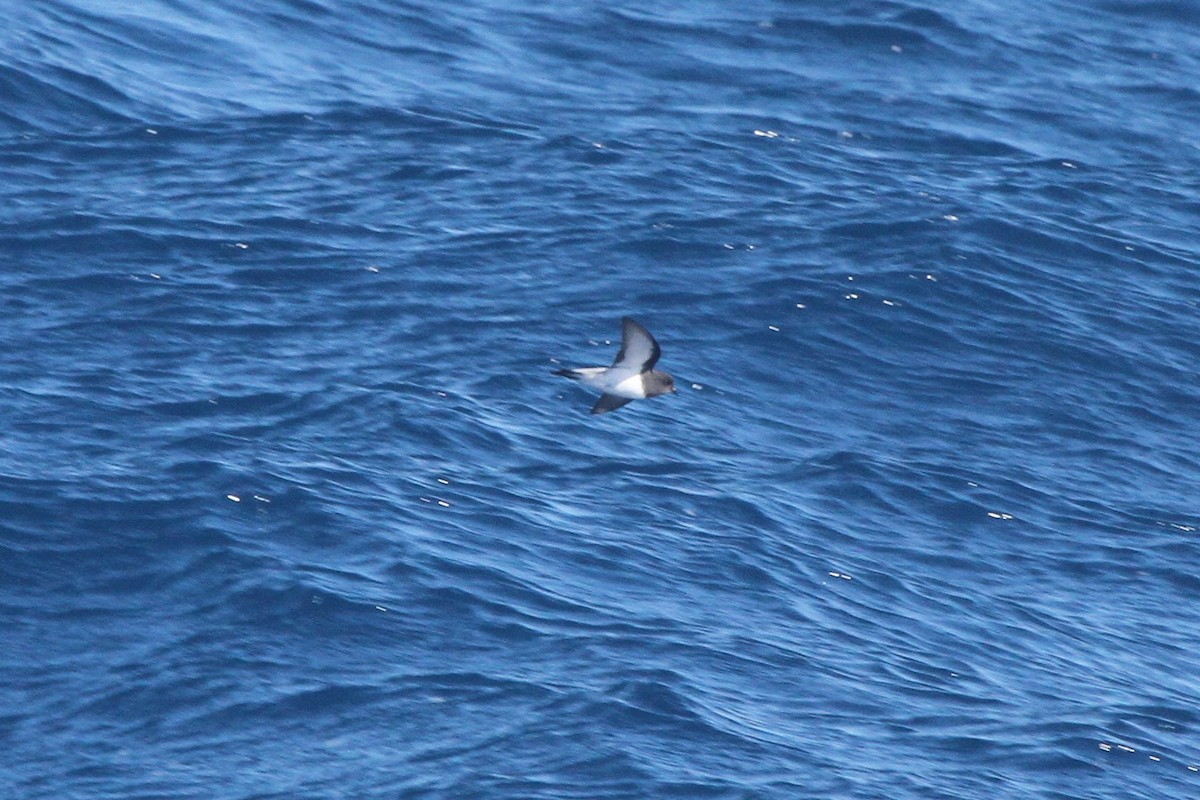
2, 2, 1199, 798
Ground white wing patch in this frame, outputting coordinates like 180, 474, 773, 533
613, 317, 661, 372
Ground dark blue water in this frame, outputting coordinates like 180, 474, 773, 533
3, 1, 1199, 798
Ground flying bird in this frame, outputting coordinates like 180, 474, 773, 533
554, 317, 676, 414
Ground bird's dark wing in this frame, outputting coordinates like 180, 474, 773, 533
591, 394, 633, 414
611, 316, 661, 372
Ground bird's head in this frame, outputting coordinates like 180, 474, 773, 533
651, 371, 677, 396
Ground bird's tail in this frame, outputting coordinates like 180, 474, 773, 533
553, 368, 581, 380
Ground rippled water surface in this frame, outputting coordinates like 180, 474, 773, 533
2, 1, 1199, 798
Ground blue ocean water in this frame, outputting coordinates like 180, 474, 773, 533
2, 0, 1199, 797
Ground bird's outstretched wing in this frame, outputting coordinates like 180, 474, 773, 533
591, 394, 633, 414
611, 317, 661, 372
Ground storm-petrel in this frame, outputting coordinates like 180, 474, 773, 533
554, 317, 676, 414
